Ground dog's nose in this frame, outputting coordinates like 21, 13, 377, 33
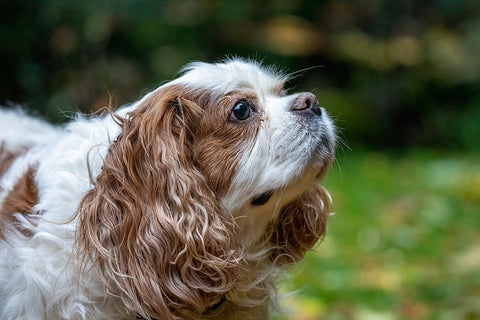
290, 92, 322, 116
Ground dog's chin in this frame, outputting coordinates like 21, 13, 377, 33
297, 131, 334, 183
275, 142, 333, 200
280, 158, 331, 203
314, 156, 334, 180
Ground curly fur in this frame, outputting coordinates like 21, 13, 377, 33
0, 59, 335, 319
76, 87, 239, 319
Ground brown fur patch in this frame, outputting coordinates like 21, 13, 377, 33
268, 184, 331, 265
188, 90, 261, 196
76, 85, 242, 319
0, 142, 26, 182
0, 166, 38, 238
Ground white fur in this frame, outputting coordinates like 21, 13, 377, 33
0, 59, 334, 319
0, 110, 128, 319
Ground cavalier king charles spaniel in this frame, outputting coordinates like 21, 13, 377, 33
0, 59, 335, 319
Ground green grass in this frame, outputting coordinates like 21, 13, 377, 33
277, 150, 480, 320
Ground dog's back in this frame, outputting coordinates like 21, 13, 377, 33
0, 108, 59, 152
0, 107, 117, 235
0, 109, 56, 237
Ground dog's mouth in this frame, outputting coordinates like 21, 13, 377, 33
315, 158, 333, 180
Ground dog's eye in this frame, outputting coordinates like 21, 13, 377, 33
230, 101, 251, 121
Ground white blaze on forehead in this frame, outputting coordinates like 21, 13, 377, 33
170, 59, 287, 95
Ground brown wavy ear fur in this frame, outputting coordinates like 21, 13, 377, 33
75, 86, 239, 319
269, 184, 331, 265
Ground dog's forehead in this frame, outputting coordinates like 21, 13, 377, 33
171, 59, 286, 95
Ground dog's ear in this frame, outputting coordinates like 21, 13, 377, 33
268, 184, 331, 265
75, 86, 239, 319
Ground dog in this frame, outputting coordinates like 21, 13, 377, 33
0, 59, 335, 319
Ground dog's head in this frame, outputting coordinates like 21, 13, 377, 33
76, 59, 335, 319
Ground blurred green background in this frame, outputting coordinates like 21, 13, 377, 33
1, 1, 479, 319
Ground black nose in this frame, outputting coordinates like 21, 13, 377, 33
290, 92, 322, 116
